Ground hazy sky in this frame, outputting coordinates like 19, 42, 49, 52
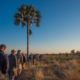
0, 0, 80, 54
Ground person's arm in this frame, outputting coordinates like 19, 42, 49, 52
25, 56, 27, 62
3, 55, 9, 74
24, 55, 27, 63
20, 55, 23, 63
14, 56, 17, 68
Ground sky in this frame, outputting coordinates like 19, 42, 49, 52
0, 0, 80, 54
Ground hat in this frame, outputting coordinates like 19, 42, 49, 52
11, 49, 16, 53
22, 52, 25, 55
17, 50, 21, 52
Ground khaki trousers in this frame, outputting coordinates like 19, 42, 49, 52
0, 71, 5, 80
8, 68, 17, 80
17, 63, 22, 75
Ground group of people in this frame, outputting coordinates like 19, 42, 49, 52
0, 44, 43, 80
28, 53, 42, 65
0, 44, 26, 80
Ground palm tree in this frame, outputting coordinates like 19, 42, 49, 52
14, 4, 41, 61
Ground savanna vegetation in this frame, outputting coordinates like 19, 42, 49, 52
5, 51, 80, 80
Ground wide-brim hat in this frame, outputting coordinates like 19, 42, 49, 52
18, 50, 21, 52
11, 49, 16, 53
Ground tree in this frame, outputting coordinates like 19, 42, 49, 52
14, 4, 41, 61
76, 51, 80, 54
70, 50, 75, 54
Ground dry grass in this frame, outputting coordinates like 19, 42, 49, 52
5, 54, 80, 80
35, 68, 44, 80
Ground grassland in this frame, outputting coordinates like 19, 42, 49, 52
5, 53, 80, 80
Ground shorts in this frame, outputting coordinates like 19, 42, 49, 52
17, 64, 22, 70
22, 64, 25, 69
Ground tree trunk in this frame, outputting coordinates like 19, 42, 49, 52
27, 23, 29, 62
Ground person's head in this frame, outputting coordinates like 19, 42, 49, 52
0, 44, 6, 52
22, 52, 24, 55
31, 53, 33, 55
11, 49, 16, 55
18, 50, 21, 54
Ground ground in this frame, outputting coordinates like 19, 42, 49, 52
5, 54, 80, 80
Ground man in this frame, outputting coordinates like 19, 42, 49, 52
29, 53, 32, 64
33, 54, 36, 65
16, 50, 23, 76
21, 53, 27, 72
35, 54, 38, 61
0, 44, 9, 80
39, 55, 42, 62
8, 50, 17, 80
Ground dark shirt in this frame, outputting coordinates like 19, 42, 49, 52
8, 54, 17, 71
0, 50, 9, 74
22, 55, 27, 63
29, 54, 32, 59
39, 55, 42, 59
33, 55, 36, 60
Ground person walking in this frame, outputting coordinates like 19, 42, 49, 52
16, 50, 23, 76
8, 50, 17, 80
35, 54, 38, 61
0, 44, 9, 80
21, 53, 27, 72
29, 53, 32, 65
39, 55, 42, 62
33, 54, 36, 65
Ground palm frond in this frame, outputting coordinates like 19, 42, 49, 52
35, 10, 41, 18
36, 21, 40, 27
25, 5, 29, 11
18, 7, 24, 14
35, 14, 41, 18
22, 22, 26, 28
25, 5, 30, 15
35, 10, 40, 14
33, 17, 36, 23
29, 4, 33, 10
36, 18, 40, 27
29, 29, 32, 35
21, 4, 27, 10
14, 13, 22, 18
34, 10, 41, 27
36, 18, 40, 22
31, 9, 36, 13
31, 13, 35, 17
21, 17, 24, 22
30, 21, 33, 27
14, 19, 21, 25
18, 5, 25, 13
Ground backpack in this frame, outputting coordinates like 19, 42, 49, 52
23, 55, 26, 63
29, 55, 32, 59
16, 54, 21, 63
